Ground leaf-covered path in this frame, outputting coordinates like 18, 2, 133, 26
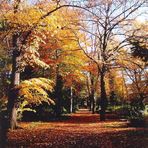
7, 109, 148, 148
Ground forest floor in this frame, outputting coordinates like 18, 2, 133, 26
7, 109, 148, 148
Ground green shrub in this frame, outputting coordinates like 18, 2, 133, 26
113, 105, 131, 118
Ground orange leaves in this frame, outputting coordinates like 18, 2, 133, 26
64, 73, 78, 86
7, 110, 148, 148
32, 5, 89, 89
64, 71, 85, 87
83, 62, 98, 75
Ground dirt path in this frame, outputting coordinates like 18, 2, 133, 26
7, 109, 148, 148
65, 109, 99, 123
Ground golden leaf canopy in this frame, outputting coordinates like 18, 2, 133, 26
15, 78, 55, 105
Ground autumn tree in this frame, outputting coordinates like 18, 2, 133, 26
0, 0, 147, 129
74, 0, 147, 120
0, 0, 51, 128
120, 57, 147, 102
117, 53, 147, 121
84, 61, 98, 113
128, 21, 148, 63
0, 0, 91, 128
38, 8, 87, 115
0, 0, 52, 129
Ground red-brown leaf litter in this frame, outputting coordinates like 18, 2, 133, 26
7, 109, 148, 148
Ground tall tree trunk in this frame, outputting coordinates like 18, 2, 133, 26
54, 49, 63, 117
92, 94, 95, 114
7, 47, 20, 129
70, 87, 73, 113
86, 78, 92, 111
54, 73, 63, 117
100, 71, 107, 121
7, 0, 21, 130
89, 98, 92, 111
90, 93, 95, 114
90, 74, 95, 113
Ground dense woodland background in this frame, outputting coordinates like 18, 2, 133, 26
0, 0, 147, 147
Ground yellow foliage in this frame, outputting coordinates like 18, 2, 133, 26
15, 78, 55, 105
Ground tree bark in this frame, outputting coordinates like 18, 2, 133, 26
54, 49, 63, 117
7, 36, 20, 129
92, 94, 95, 114
86, 77, 92, 111
100, 71, 107, 121
70, 87, 73, 113
90, 74, 95, 114
54, 73, 63, 117
89, 98, 92, 111
90, 92, 95, 114
6, 1, 21, 130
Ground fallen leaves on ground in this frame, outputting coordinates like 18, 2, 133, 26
7, 109, 148, 148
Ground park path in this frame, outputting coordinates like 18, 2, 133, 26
7, 109, 147, 148
66, 108, 99, 123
